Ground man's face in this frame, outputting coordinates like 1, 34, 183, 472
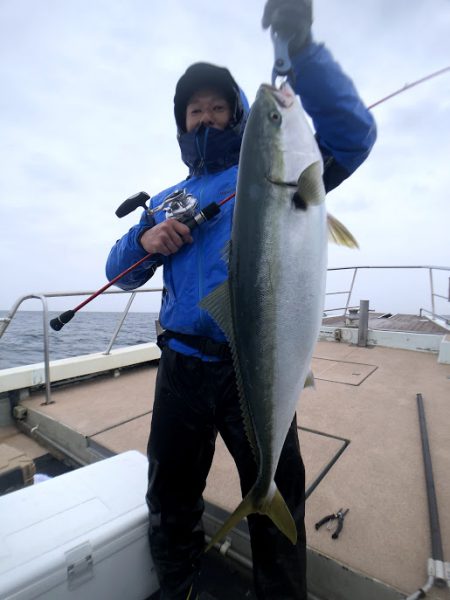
185, 88, 232, 133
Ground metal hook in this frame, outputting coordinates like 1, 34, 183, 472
271, 28, 293, 86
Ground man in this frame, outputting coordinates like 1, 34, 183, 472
106, 1, 377, 598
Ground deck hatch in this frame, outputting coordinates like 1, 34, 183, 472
311, 357, 377, 385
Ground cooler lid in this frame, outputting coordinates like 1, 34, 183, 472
0, 451, 149, 576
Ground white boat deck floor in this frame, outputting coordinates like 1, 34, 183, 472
18, 340, 450, 599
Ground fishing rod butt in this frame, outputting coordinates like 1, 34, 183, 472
50, 310, 75, 331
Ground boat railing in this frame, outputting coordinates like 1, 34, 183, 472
1, 265, 449, 405
0, 287, 162, 405
324, 265, 450, 325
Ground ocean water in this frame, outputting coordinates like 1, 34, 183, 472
0, 311, 159, 370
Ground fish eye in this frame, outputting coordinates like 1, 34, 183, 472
269, 111, 281, 123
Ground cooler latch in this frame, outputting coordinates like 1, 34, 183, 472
65, 542, 94, 588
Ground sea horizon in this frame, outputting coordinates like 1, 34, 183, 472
0, 310, 159, 370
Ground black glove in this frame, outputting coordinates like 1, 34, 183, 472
262, 0, 313, 55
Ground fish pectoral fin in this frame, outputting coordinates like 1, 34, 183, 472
294, 161, 326, 209
205, 486, 297, 553
327, 213, 359, 248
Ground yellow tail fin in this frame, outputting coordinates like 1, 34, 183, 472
205, 486, 297, 552
265, 488, 297, 544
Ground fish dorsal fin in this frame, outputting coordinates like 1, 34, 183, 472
327, 213, 359, 248
293, 160, 326, 209
199, 282, 259, 460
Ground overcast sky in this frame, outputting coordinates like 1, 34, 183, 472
1, 0, 449, 318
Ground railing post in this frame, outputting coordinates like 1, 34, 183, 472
1, 288, 164, 405
429, 268, 435, 317
40, 296, 53, 405
0, 317, 11, 338
0, 294, 53, 404
104, 292, 137, 355
344, 268, 358, 317
358, 300, 369, 347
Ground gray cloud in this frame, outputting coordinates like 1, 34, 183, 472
1, 0, 449, 318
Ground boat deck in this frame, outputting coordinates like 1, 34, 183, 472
10, 338, 450, 600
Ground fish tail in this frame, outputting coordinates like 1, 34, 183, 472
205, 493, 255, 552
205, 486, 297, 552
266, 487, 298, 545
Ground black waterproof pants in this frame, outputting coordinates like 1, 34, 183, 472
146, 347, 307, 600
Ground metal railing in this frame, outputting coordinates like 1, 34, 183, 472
1, 265, 449, 405
324, 265, 450, 325
0, 287, 162, 405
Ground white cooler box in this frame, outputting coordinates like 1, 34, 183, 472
0, 451, 159, 600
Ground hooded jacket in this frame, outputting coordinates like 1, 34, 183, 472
106, 42, 377, 359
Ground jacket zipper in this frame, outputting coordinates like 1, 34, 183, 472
195, 127, 210, 175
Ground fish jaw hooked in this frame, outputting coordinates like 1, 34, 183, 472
260, 82, 296, 108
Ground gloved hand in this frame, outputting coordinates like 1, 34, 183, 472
262, 0, 313, 55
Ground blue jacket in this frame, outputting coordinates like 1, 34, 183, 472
106, 42, 377, 359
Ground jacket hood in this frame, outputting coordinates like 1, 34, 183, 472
174, 62, 250, 176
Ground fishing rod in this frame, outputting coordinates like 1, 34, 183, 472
50, 191, 235, 331
271, 26, 450, 110
50, 65, 450, 332
367, 65, 450, 109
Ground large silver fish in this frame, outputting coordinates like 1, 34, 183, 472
201, 82, 356, 547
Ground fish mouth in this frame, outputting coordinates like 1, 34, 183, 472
261, 82, 295, 108
266, 175, 298, 188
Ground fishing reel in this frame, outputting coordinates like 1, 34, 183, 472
115, 189, 220, 232
148, 189, 198, 224
115, 189, 198, 225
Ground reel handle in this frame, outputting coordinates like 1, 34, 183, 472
115, 191, 150, 218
